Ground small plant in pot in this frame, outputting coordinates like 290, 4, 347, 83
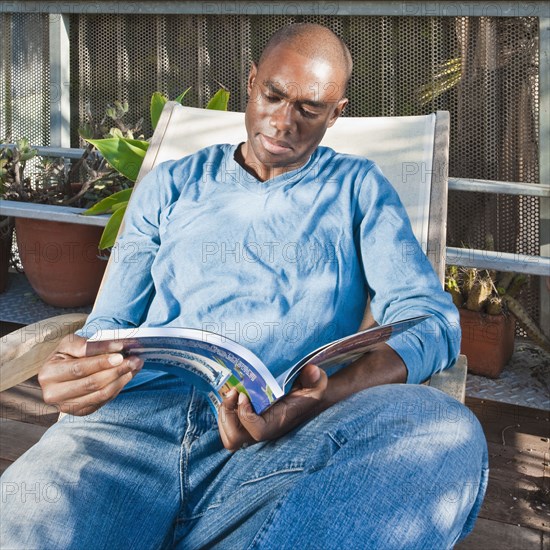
445, 261, 550, 377
0, 215, 13, 293
0, 139, 36, 292
0, 106, 134, 307
82, 87, 230, 249
2, 86, 230, 305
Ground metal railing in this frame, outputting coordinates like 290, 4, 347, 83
1, 146, 549, 277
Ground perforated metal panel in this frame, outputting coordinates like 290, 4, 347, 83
1, 12, 542, 326
69, 13, 543, 328
0, 13, 50, 146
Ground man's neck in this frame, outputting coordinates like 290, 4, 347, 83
235, 143, 305, 183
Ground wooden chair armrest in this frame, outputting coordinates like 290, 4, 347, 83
0, 313, 88, 392
427, 355, 468, 403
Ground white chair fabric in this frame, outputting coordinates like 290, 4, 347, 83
138, 105, 435, 253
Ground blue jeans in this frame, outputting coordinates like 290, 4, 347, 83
1, 376, 488, 549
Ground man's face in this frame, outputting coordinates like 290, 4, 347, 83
242, 44, 348, 181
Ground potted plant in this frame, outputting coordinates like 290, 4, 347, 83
0, 111, 132, 306
0, 215, 12, 293
0, 140, 31, 293
83, 87, 230, 249
445, 262, 550, 377
1, 87, 230, 306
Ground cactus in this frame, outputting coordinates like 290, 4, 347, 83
444, 234, 549, 359
496, 271, 515, 295
462, 268, 477, 298
465, 277, 493, 312
486, 296, 504, 315
506, 274, 528, 299
502, 295, 550, 353
444, 266, 464, 308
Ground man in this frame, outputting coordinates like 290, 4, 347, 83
1, 23, 488, 548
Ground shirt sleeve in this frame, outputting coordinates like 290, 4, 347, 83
75, 165, 168, 339
355, 162, 461, 384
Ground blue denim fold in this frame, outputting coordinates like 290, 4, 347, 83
1, 375, 488, 549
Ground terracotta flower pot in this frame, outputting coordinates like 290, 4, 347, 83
0, 217, 13, 293
459, 308, 516, 378
15, 217, 107, 307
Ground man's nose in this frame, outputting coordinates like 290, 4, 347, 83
269, 102, 294, 132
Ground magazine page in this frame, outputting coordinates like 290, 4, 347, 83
278, 315, 431, 392
86, 327, 284, 414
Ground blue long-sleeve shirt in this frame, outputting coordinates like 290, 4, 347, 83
78, 144, 460, 385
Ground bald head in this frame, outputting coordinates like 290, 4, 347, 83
258, 23, 353, 94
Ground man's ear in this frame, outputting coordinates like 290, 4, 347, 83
327, 97, 349, 128
247, 62, 258, 95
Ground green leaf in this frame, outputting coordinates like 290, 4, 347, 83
110, 200, 128, 211
78, 122, 94, 140
81, 188, 132, 215
174, 86, 192, 105
99, 205, 127, 250
206, 88, 230, 111
109, 127, 124, 139
150, 92, 168, 131
86, 137, 149, 182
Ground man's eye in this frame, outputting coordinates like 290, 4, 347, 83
300, 108, 319, 119
264, 94, 280, 103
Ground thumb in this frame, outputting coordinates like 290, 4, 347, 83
55, 333, 89, 358
298, 363, 323, 389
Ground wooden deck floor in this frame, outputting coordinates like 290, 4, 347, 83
1, 378, 549, 548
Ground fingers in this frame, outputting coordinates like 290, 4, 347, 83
217, 365, 330, 451
41, 351, 136, 384
51, 333, 124, 360
224, 365, 329, 447
53, 371, 138, 416
217, 390, 255, 452
41, 355, 143, 403
294, 363, 322, 390
38, 333, 144, 417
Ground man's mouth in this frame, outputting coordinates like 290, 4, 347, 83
259, 134, 292, 155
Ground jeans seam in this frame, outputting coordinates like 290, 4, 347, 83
179, 386, 200, 509
245, 495, 287, 550
239, 467, 305, 488
176, 467, 306, 522
174, 503, 222, 523
328, 428, 349, 448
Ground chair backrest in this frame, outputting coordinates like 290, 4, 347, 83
136, 103, 449, 282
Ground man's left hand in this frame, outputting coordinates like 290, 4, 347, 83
217, 364, 329, 452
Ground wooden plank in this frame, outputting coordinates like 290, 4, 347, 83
0, 418, 47, 462
428, 354, 466, 402
466, 398, 550, 452
466, 397, 550, 423
456, 517, 542, 549
487, 441, 546, 482
545, 449, 550, 495
0, 383, 59, 427
465, 399, 550, 533
1, 313, 88, 392
478, 472, 550, 532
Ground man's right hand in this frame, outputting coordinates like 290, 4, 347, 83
38, 334, 143, 416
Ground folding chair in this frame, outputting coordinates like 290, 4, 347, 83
0, 103, 467, 401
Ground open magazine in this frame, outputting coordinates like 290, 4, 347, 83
86, 315, 430, 415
